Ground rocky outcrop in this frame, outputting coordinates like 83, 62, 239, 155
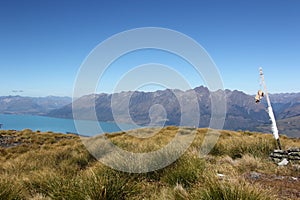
270, 148, 300, 163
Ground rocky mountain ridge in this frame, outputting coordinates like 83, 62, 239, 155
47, 87, 300, 137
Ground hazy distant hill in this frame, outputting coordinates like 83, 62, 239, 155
47, 86, 300, 137
0, 96, 71, 115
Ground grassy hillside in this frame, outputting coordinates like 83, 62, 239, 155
0, 128, 299, 200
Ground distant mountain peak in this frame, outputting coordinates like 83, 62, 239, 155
0, 96, 71, 115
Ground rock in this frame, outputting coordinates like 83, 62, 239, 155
273, 150, 286, 154
270, 154, 285, 159
274, 176, 284, 180
288, 156, 300, 160
250, 171, 261, 180
0, 135, 21, 148
288, 152, 300, 157
270, 148, 300, 163
278, 158, 289, 166
290, 177, 298, 181
217, 173, 225, 180
287, 147, 300, 152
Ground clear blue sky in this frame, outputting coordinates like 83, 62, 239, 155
0, 0, 299, 97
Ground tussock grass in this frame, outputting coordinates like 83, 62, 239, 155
161, 154, 205, 187
0, 127, 299, 199
197, 175, 274, 200
173, 183, 189, 200
23, 168, 140, 200
0, 175, 24, 200
209, 134, 277, 159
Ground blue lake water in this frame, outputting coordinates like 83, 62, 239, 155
0, 114, 136, 136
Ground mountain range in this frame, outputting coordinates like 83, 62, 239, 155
0, 96, 71, 115
45, 86, 300, 138
0, 88, 298, 138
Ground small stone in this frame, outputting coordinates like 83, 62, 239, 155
217, 173, 225, 180
278, 158, 289, 166
250, 171, 261, 179
274, 176, 284, 180
291, 177, 298, 181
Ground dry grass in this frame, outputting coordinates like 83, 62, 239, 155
0, 127, 299, 199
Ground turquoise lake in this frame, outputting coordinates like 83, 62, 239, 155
0, 114, 136, 136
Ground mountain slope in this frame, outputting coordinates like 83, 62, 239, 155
47, 87, 300, 137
